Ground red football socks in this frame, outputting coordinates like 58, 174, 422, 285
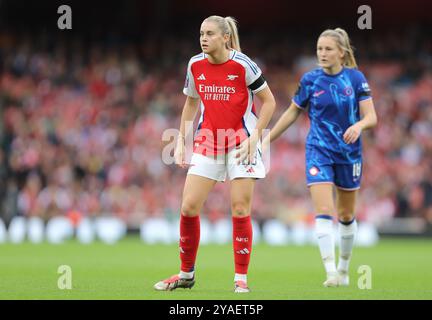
179, 214, 200, 272
232, 215, 253, 274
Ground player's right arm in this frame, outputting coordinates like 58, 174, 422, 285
269, 73, 310, 143
175, 96, 200, 168
176, 57, 201, 168
269, 102, 303, 143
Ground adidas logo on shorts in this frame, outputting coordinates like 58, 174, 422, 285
245, 167, 255, 174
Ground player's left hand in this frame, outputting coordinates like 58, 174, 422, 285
343, 123, 362, 144
236, 136, 258, 165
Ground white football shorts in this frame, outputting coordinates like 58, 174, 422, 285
187, 147, 266, 182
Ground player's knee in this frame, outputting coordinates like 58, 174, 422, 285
338, 209, 354, 222
231, 201, 250, 217
316, 205, 334, 215
181, 200, 200, 217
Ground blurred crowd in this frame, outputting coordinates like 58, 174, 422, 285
1, 28, 431, 229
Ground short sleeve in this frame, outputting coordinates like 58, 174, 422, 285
355, 70, 372, 102
182, 60, 199, 98
243, 57, 262, 86
234, 53, 267, 93
292, 74, 311, 109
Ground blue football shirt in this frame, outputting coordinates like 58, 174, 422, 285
293, 67, 372, 163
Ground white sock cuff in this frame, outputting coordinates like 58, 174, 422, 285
338, 219, 358, 236
179, 270, 194, 279
234, 273, 247, 283
315, 215, 334, 235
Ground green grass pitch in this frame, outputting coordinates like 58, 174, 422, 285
1, 237, 431, 299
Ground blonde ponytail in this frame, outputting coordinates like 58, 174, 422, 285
224, 16, 241, 52
203, 15, 242, 52
320, 28, 358, 68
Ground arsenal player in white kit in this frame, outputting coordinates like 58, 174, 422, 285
154, 16, 275, 293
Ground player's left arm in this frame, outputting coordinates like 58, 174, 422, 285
250, 86, 276, 142
236, 85, 276, 164
343, 98, 378, 144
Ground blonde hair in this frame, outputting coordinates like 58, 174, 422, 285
203, 15, 241, 52
319, 28, 357, 68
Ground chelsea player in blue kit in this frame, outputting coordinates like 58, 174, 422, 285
269, 28, 377, 287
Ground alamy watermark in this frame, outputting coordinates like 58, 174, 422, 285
357, 265, 372, 289
57, 265, 72, 290
57, 5, 72, 30
357, 5, 372, 30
